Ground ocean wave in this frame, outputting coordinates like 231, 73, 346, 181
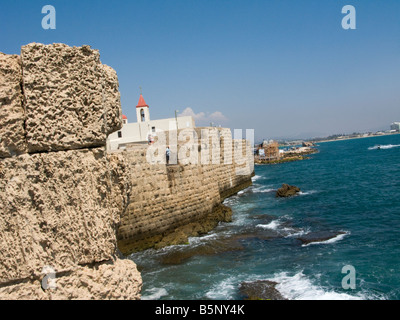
298, 190, 318, 196
141, 287, 169, 300
188, 232, 220, 246
368, 144, 400, 150
205, 277, 237, 300
256, 220, 281, 231
252, 175, 262, 182
257, 219, 308, 237
268, 271, 366, 300
301, 231, 350, 247
251, 186, 275, 194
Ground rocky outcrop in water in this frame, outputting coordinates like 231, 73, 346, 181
0, 53, 27, 157
276, 184, 301, 198
239, 280, 287, 300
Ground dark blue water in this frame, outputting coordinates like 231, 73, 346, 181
130, 134, 400, 300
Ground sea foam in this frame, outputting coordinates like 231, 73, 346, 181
368, 144, 400, 150
141, 287, 169, 300
257, 220, 281, 230
301, 231, 350, 247
268, 271, 365, 300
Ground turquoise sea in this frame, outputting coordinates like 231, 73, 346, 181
130, 134, 400, 300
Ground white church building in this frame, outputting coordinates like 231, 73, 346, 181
107, 93, 195, 151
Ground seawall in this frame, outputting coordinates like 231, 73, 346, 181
0, 44, 141, 299
116, 128, 255, 254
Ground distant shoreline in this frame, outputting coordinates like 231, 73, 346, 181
316, 132, 400, 144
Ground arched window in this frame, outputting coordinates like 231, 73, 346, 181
141, 109, 145, 122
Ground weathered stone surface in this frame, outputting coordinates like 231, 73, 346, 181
21, 43, 122, 153
117, 136, 255, 254
0, 53, 27, 158
0, 43, 141, 300
0, 259, 142, 300
102, 64, 122, 134
0, 148, 127, 283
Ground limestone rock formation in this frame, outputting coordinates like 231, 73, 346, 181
0, 53, 27, 158
0, 148, 120, 282
0, 259, 141, 300
21, 43, 122, 153
276, 184, 301, 198
0, 43, 141, 300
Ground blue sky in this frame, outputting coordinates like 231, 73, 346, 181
1, 0, 399, 140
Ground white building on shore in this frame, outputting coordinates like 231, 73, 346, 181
107, 94, 195, 151
390, 122, 400, 132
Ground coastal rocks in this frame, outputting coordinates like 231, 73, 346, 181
0, 53, 28, 158
276, 184, 301, 198
21, 43, 122, 153
239, 280, 287, 300
160, 237, 244, 265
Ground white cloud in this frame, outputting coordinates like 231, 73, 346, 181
179, 107, 228, 126
209, 111, 228, 122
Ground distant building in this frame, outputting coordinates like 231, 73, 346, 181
390, 122, 400, 132
256, 140, 280, 160
107, 94, 195, 151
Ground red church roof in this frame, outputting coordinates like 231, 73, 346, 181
136, 94, 149, 108
122, 115, 128, 120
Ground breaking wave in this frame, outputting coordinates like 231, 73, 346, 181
141, 287, 169, 300
301, 231, 350, 247
257, 218, 309, 237
368, 144, 400, 150
268, 271, 366, 300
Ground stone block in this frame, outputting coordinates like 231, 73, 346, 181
21, 43, 122, 153
0, 147, 128, 283
0, 53, 28, 158
0, 259, 142, 300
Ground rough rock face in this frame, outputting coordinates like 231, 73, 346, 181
0, 146, 142, 300
0, 148, 122, 283
276, 184, 301, 198
0, 259, 141, 300
0, 43, 141, 300
102, 64, 122, 133
21, 43, 122, 153
0, 53, 27, 158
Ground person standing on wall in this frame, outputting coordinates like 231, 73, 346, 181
166, 146, 171, 165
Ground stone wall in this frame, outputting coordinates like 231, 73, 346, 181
0, 44, 141, 300
0, 42, 254, 299
117, 128, 255, 254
